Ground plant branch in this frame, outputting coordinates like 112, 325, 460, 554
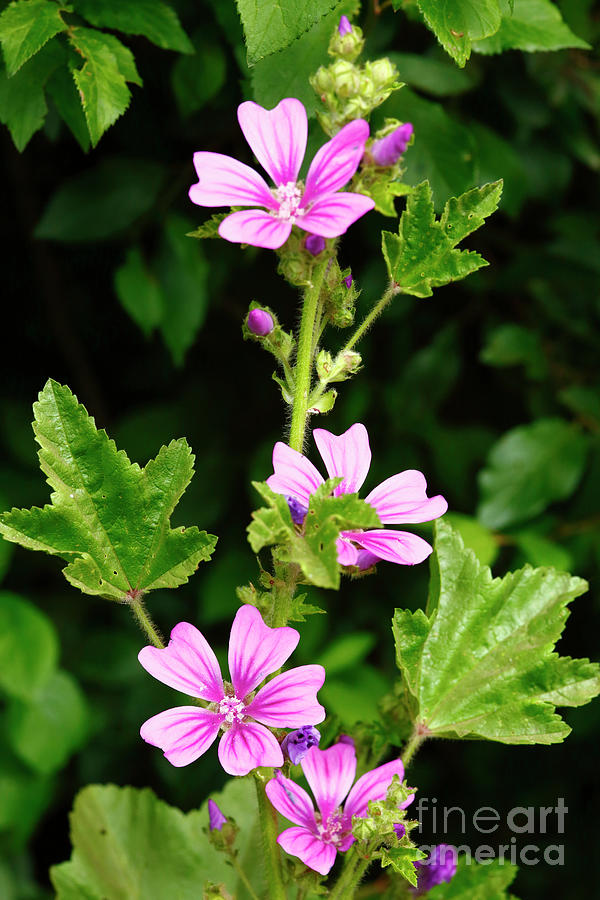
342, 284, 397, 354
254, 773, 286, 900
128, 594, 164, 648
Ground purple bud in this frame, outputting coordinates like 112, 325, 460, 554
413, 844, 457, 894
343, 273, 353, 289
338, 15, 352, 36
338, 734, 355, 747
281, 725, 321, 764
305, 234, 326, 256
287, 496, 308, 525
394, 823, 406, 839
247, 308, 274, 336
208, 799, 227, 831
372, 123, 414, 166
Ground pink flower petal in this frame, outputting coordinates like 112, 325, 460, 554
365, 471, 448, 524
266, 441, 324, 506
228, 605, 299, 699
238, 98, 307, 186
301, 743, 357, 819
246, 665, 326, 727
189, 152, 275, 208
343, 529, 433, 566
296, 192, 375, 238
218, 721, 283, 776
218, 210, 292, 249
138, 622, 224, 702
344, 758, 411, 819
140, 706, 222, 767
336, 535, 359, 566
302, 119, 370, 205
277, 826, 337, 876
355, 548, 380, 570
313, 424, 371, 496
265, 772, 317, 829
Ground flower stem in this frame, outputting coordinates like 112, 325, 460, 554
230, 853, 262, 900
254, 773, 286, 900
329, 850, 372, 900
128, 594, 164, 648
288, 259, 330, 452
401, 730, 425, 768
342, 283, 396, 354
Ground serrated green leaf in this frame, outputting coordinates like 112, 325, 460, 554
187, 212, 230, 240
6, 669, 89, 773
0, 0, 67, 76
236, 0, 341, 65
392, 520, 600, 744
0, 36, 62, 150
47, 63, 91, 151
382, 180, 502, 297
0, 380, 217, 601
477, 418, 589, 530
413, 0, 503, 67
50, 779, 263, 899
473, 0, 590, 55
0, 591, 58, 700
427, 857, 518, 898
288, 593, 326, 621
379, 844, 424, 884
444, 512, 499, 567
72, 0, 193, 53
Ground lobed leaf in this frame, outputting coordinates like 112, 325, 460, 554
0, 0, 67, 76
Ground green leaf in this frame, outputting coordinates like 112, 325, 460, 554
72, 0, 193, 53
388, 52, 474, 96
171, 30, 226, 116
512, 530, 573, 571
35, 158, 165, 241
444, 512, 499, 567
0, 36, 62, 150
316, 631, 376, 674
47, 63, 91, 151
187, 212, 230, 241
0, 380, 217, 601
392, 520, 600, 744
413, 0, 503, 67
480, 323, 547, 379
68, 27, 140, 146
51, 779, 263, 899
114, 247, 163, 337
247, 479, 381, 590
382, 180, 502, 298
0, 0, 67, 76
473, 0, 590, 54
0, 742, 54, 848
6, 669, 89, 773
236, 0, 341, 65
0, 591, 58, 699
379, 844, 425, 885
477, 419, 589, 530
427, 858, 518, 898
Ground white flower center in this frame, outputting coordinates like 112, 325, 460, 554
314, 811, 350, 846
218, 696, 246, 725
272, 181, 306, 222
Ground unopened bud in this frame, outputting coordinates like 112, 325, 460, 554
305, 234, 326, 256
329, 16, 365, 61
287, 496, 308, 525
247, 308, 274, 336
329, 59, 361, 98
338, 15, 352, 36
366, 57, 398, 91
208, 799, 227, 831
394, 822, 406, 839
372, 123, 414, 166
343, 273, 353, 288
281, 725, 321, 764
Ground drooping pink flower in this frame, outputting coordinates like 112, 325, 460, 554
138, 605, 326, 777
372, 123, 414, 166
189, 98, 375, 249
266, 423, 447, 568
265, 741, 412, 875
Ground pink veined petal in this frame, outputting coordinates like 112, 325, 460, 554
344, 529, 433, 566
336, 535, 359, 566
246, 665, 326, 727
302, 119, 370, 205
344, 758, 411, 819
266, 441, 325, 506
139, 706, 222, 768
218, 209, 292, 249
218, 721, 283, 776
138, 622, 224, 702
295, 192, 375, 238
265, 772, 317, 829
228, 604, 299, 698
238, 98, 307, 186
313, 423, 371, 496
365, 471, 448, 524
277, 826, 338, 876
189, 152, 275, 208
355, 548, 380, 570
301, 743, 357, 820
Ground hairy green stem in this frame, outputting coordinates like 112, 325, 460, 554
254, 773, 286, 900
401, 731, 425, 768
129, 595, 164, 648
329, 851, 372, 900
342, 284, 396, 354
288, 259, 330, 452
230, 853, 262, 900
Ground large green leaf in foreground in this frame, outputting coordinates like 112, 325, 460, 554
0, 380, 216, 601
428, 858, 519, 898
382, 180, 502, 298
392, 520, 600, 743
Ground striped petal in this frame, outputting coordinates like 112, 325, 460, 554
218, 721, 283, 776
296, 192, 374, 238
344, 529, 433, 566
189, 152, 274, 208
365, 471, 448, 524
301, 743, 356, 820
140, 706, 222, 767
218, 209, 292, 249
138, 621, 224, 702
277, 826, 337, 876
267, 441, 325, 506
228, 604, 299, 699
246, 665, 326, 727
313, 424, 371, 496
302, 119, 370, 205
238, 98, 307, 186
266, 772, 317, 829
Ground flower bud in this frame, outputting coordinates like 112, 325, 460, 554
338, 15, 352, 36
305, 234, 326, 256
328, 16, 365, 61
338, 733, 355, 747
343, 273, 353, 289
372, 123, 414, 166
394, 822, 406, 839
413, 844, 458, 894
366, 57, 398, 91
329, 59, 361, 98
208, 799, 227, 831
281, 725, 321, 764
311, 65, 335, 95
287, 496, 308, 525
247, 308, 274, 337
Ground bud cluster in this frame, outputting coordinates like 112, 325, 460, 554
323, 259, 359, 328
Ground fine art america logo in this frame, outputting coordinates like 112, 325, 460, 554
415, 797, 568, 866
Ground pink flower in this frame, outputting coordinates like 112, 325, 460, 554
189, 98, 375, 249
266, 423, 447, 568
265, 741, 412, 875
138, 606, 326, 776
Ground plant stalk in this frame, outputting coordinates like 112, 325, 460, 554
401, 731, 425, 768
342, 284, 396, 354
328, 851, 372, 900
254, 773, 286, 900
129, 595, 164, 648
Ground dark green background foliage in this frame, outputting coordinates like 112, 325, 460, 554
0, 0, 599, 897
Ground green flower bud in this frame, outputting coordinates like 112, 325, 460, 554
329, 59, 362, 99
365, 57, 398, 91
328, 19, 365, 62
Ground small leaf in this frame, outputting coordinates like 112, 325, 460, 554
236, 0, 342, 65
0, 380, 217, 601
473, 0, 590, 55
0, 591, 58, 699
72, 0, 193, 53
0, 0, 67, 76
187, 212, 230, 240
392, 520, 600, 745
0, 37, 62, 150
47, 63, 91, 151
115, 247, 163, 337
382, 180, 502, 298
480, 323, 547, 379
